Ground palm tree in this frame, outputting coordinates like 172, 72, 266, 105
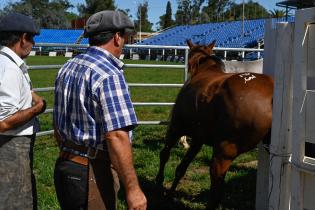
269, 9, 286, 18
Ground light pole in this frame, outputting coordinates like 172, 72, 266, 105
134, 0, 142, 43
242, 0, 245, 37
139, 2, 142, 42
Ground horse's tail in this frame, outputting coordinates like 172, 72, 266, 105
263, 128, 271, 145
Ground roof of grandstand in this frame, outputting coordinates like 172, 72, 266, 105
34, 17, 295, 48
276, 0, 315, 9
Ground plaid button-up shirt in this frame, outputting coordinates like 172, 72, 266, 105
53, 46, 137, 148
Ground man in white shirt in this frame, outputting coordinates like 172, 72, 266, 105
0, 12, 46, 210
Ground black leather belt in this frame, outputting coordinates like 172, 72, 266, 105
61, 140, 105, 160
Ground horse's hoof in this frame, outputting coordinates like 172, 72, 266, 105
155, 175, 164, 187
165, 191, 173, 200
206, 202, 219, 210
164, 188, 177, 199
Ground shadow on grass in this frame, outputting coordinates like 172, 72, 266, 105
138, 176, 193, 210
132, 165, 257, 210
130, 126, 257, 209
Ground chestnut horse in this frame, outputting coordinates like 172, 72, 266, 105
156, 40, 273, 209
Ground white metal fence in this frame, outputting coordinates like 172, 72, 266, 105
30, 44, 263, 136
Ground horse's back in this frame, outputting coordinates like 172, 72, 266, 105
216, 72, 273, 146
221, 72, 273, 115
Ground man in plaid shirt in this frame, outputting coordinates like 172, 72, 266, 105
53, 10, 146, 210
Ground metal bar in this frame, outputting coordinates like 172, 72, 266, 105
44, 109, 53, 114
125, 44, 188, 50
33, 84, 183, 92
33, 87, 55, 92
133, 102, 175, 106
35, 43, 89, 48
36, 120, 170, 137
290, 157, 315, 175
137, 121, 169, 125
41, 102, 175, 115
128, 83, 183, 87
127, 45, 264, 52
36, 130, 54, 137
34, 43, 264, 52
28, 64, 185, 70
124, 64, 184, 68
184, 48, 189, 81
42, 102, 173, 113
28, 65, 62, 70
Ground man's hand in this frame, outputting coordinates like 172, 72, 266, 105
106, 129, 147, 210
32, 91, 46, 114
126, 186, 147, 210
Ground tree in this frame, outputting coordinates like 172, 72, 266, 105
269, 9, 286, 18
135, 1, 153, 32
224, 1, 269, 20
175, 0, 192, 25
191, 0, 205, 24
202, 0, 231, 22
78, 0, 116, 17
159, 1, 175, 30
0, 0, 75, 28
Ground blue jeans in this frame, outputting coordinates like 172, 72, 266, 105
0, 135, 37, 210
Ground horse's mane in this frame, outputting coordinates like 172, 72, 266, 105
188, 48, 225, 77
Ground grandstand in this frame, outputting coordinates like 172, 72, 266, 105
33, 17, 294, 60
35, 29, 88, 44
139, 17, 295, 48
35, 17, 294, 48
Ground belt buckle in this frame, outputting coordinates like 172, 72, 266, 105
87, 147, 98, 159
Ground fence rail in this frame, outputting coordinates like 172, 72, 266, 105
31, 43, 263, 136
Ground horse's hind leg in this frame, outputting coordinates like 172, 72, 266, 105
208, 142, 238, 210
170, 142, 202, 192
156, 126, 182, 186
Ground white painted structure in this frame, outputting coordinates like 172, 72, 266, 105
48, 51, 57, 57
29, 51, 36, 56
224, 59, 263, 73
256, 8, 315, 210
64, 52, 73, 58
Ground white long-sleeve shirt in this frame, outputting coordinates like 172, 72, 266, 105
0, 46, 38, 135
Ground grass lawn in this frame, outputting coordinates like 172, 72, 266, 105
26, 55, 258, 210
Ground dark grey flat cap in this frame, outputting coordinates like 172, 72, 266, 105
84, 10, 135, 38
0, 12, 40, 35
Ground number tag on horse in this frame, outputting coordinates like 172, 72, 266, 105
239, 73, 257, 84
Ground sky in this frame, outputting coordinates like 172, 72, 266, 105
1, 0, 280, 29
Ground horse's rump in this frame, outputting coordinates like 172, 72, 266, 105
157, 40, 274, 210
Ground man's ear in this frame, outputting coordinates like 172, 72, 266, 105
20, 33, 27, 45
113, 32, 121, 46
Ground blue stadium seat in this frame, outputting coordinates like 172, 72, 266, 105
34, 17, 295, 49
35, 29, 85, 44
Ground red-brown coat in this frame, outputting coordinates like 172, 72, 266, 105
156, 40, 274, 209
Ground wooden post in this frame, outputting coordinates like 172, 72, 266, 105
257, 8, 315, 210
268, 22, 294, 210
256, 19, 274, 210
256, 20, 294, 210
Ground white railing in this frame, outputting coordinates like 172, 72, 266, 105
31, 43, 263, 136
